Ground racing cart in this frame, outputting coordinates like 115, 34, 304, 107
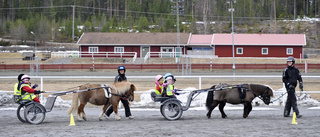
150, 88, 214, 121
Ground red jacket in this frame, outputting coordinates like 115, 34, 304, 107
22, 85, 35, 94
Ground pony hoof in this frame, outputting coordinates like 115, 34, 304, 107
222, 115, 227, 118
83, 117, 87, 121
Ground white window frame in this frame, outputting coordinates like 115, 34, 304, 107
286, 48, 293, 55
114, 47, 124, 53
89, 47, 98, 53
236, 47, 243, 54
262, 48, 268, 55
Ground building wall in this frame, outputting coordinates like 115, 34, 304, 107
80, 45, 140, 58
215, 45, 303, 58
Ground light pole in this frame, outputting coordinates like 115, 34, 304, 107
30, 31, 38, 76
229, 0, 236, 78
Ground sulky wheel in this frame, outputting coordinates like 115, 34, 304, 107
17, 104, 27, 123
24, 103, 46, 125
161, 100, 183, 121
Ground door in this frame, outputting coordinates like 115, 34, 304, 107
142, 46, 150, 58
175, 47, 182, 57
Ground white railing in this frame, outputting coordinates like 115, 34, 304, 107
51, 52, 137, 63
144, 52, 183, 63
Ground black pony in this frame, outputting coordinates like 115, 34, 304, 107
206, 84, 274, 118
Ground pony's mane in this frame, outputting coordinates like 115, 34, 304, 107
110, 82, 134, 95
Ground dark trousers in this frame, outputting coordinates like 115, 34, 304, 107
284, 88, 300, 115
105, 98, 132, 117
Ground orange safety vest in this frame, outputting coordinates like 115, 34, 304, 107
155, 84, 163, 95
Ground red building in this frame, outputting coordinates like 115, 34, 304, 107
77, 33, 306, 58
77, 32, 190, 58
212, 34, 306, 58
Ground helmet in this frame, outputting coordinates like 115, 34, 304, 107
164, 73, 173, 79
287, 56, 295, 65
18, 73, 24, 81
21, 75, 30, 80
155, 75, 163, 81
164, 73, 176, 82
117, 65, 126, 73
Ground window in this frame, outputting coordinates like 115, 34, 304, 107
89, 47, 98, 53
262, 48, 268, 55
114, 47, 124, 53
236, 48, 243, 54
287, 48, 293, 55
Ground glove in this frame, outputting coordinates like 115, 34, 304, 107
174, 89, 180, 95
32, 84, 38, 89
34, 90, 41, 94
299, 82, 303, 90
288, 85, 295, 89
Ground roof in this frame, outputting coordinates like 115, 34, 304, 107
77, 32, 190, 45
212, 34, 306, 46
188, 34, 213, 45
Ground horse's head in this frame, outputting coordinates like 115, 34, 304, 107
260, 86, 274, 105
250, 84, 274, 105
126, 84, 136, 102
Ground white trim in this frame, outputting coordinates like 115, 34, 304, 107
286, 48, 293, 55
236, 47, 243, 54
114, 47, 124, 53
211, 34, 215, 45
89, 47, 98, 53
187, 33, 192, 45
262, 48, 268, 55
76, 33, 85, 45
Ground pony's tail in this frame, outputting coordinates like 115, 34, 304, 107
67, 92, 79, 115
206, 85, 215, 110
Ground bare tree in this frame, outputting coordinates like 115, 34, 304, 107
11, 22, 28, 43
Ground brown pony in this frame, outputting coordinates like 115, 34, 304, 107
67, 82, 136, 121
206, 83, 273, 119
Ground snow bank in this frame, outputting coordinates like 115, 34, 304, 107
1, 87, 319, 108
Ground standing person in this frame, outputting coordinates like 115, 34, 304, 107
282, 56, 303, 118
16, 75, 41, 103
104, 65, 134, 119
154, 75, 164, 96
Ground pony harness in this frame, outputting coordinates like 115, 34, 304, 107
101, 84, 112, 98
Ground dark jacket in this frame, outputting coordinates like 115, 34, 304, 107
282, 66, 303, 88
115, 74, 127, 83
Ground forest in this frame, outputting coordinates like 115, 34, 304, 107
0, 0, 319, 46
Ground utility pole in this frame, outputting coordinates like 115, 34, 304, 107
72, 5, 75, 42
171, 0, 185, 75
228, 0, 236, 78
293, 0, 296, 34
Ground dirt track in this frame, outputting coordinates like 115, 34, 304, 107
0, 106, 319, 137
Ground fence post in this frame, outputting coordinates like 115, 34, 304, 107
199, 77, 202, 89
40, 77, 43, 103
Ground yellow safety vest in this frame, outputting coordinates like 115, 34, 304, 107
18, 83, 36, 101
155, 84, 163, 95
165, 84, 174, 96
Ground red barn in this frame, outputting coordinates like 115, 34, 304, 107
77, 32, 190, 58
212, 34, 306, 58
